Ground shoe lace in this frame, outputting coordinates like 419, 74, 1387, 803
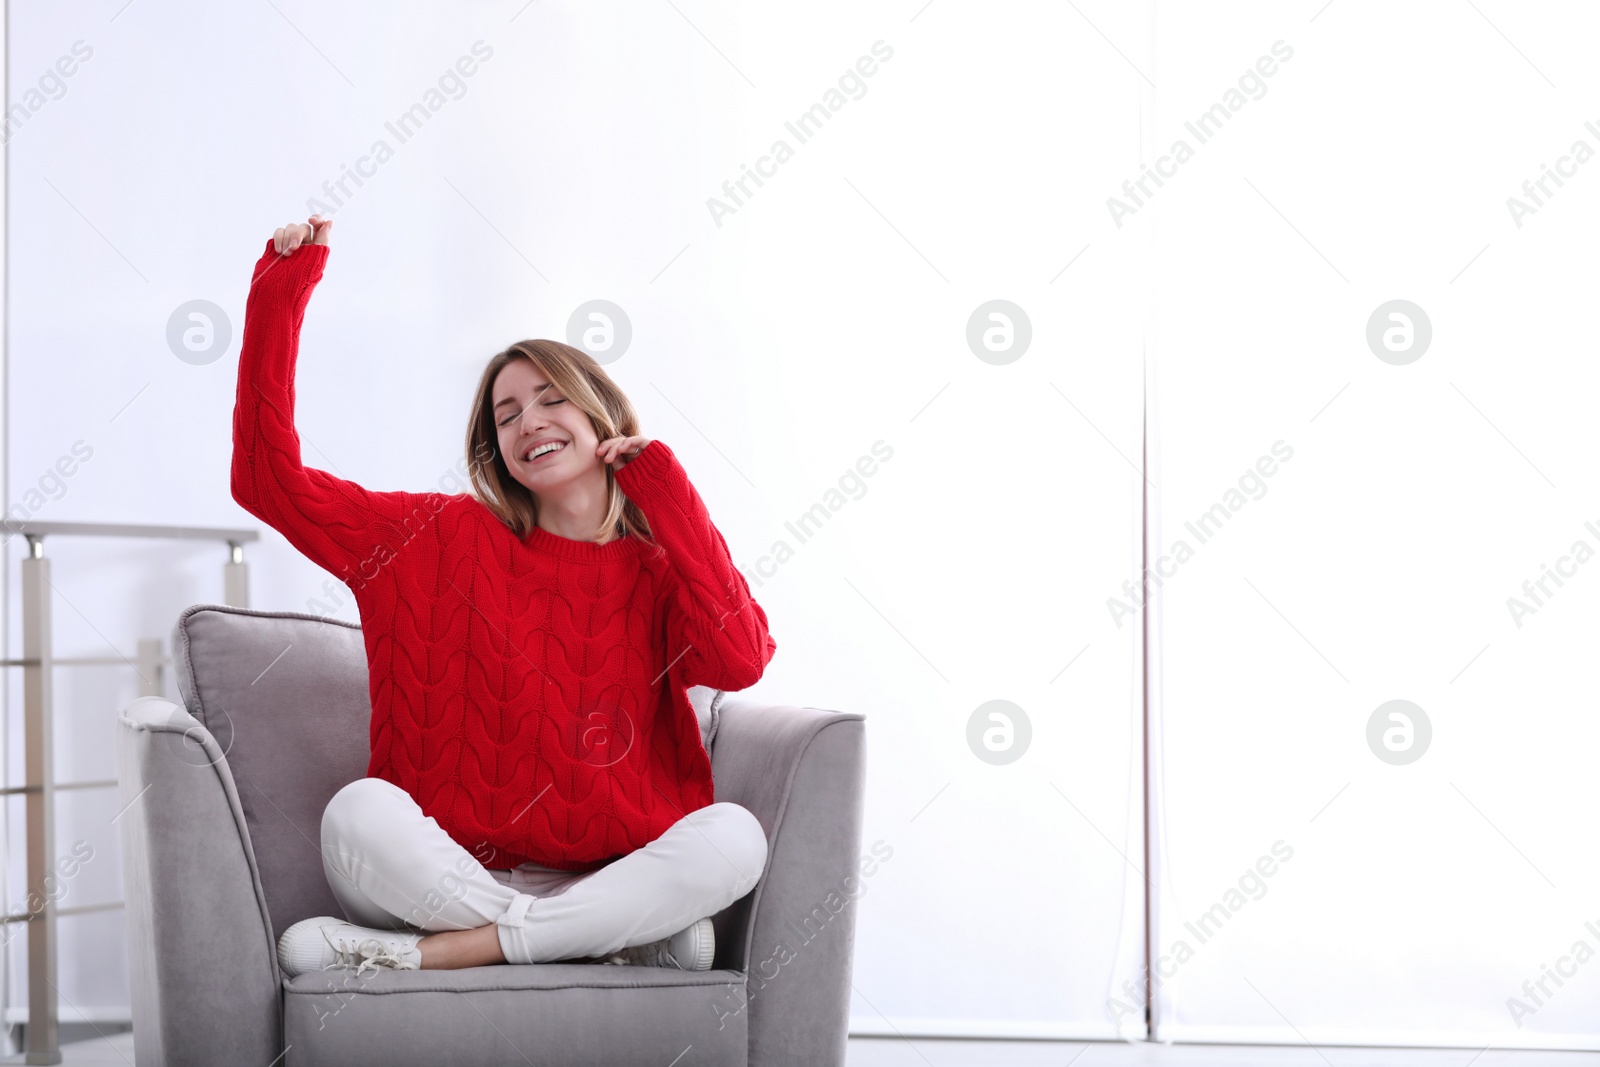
330, 936, 412, 979
600, 937, 675, 969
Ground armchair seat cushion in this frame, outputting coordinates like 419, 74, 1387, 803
282, 963, 748, 1067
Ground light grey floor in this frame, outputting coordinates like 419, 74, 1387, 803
9, 1032, 1600, 1065
845, 1038, 1600, 1066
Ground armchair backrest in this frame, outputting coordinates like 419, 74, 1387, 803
170, 604, 373, 939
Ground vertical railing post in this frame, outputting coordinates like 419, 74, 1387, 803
21, 536, 59, 1064
134, 639, 161, 699
223, 540, 248, 608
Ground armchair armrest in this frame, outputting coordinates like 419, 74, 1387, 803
707, 699, 867, 1067
116, 695, 283, 1067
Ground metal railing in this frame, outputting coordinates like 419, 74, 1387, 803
0, 521, 255, 1064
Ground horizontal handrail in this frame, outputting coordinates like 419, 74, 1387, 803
0, 655, 174, 668
2, 902, 124, 925
0, 521, 257, 544
0, 780, 117, 797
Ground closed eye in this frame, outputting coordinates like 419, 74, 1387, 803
497, 398, 565, 427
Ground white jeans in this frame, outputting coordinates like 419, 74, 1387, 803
319, 776, 768, 965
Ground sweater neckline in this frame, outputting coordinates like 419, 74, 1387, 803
522, 521, 646, 563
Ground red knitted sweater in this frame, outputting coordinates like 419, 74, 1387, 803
230, 239, 775, 872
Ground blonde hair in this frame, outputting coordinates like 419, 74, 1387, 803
465, 339, 658, 552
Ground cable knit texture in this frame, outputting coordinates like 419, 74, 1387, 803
230, 239, 775, 872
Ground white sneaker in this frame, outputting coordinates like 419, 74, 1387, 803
600, 916, 715, 971
278, 916, 425, 978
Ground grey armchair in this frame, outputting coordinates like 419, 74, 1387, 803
115, 604, 866, 1066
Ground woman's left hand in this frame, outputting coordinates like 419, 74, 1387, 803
598, 435, 652, 469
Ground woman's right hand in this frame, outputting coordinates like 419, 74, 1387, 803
272, 213, 333, 256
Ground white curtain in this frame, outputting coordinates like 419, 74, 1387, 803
1148, 0, 1600, 1048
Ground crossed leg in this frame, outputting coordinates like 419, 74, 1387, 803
318, 776, 768, 968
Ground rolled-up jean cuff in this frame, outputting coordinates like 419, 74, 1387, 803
495, 891, 539, 964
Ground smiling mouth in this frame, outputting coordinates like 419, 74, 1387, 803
522, 442, 567, 464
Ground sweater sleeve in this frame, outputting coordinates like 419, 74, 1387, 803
231, 238, 438, 585
613, 439, 776, 691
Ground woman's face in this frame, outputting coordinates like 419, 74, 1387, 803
491, 359, 603, 495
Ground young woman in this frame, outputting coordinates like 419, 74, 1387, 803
233, 214, 775, 976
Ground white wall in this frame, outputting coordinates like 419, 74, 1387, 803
3, 0, 1147, 1039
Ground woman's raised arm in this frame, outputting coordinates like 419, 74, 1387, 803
231, 216, 439, 589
